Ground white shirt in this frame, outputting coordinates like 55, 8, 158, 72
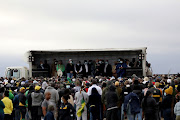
85, 64, 88, 73
88, 84, 102, 96
104, 64, 108, 73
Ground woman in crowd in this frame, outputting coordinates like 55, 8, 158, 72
75, 86, 89, 120
58, 94, 75, 120
142, 90, 158, 120
162, 86, 175, 120
89, 87, 101, 120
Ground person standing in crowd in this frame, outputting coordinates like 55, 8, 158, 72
88, 79, 102, 96
121, 80, 132, 120
99, 60, 105, 76
26, 85, 35, 120
131, 79, 143, 120
44, 60, 51, 77
162, 86, 175, 120
176, 85, 180, 103
2, 91, 13, 120
75, 86, 89, 120
13, 89, 20, 120
142, 91, 158, 120
66, 59, 74, 79
88, 60, 95, 77
95, 59, 100, 76
58, 94, 75, 120
174, 97, 180, 120
31, 86, 44, 120
123, 88, 141, 120
89, 88, 101, 120
115, 81, 123, 120
56, 60, 65, 77
104, 60, 112, 77
42, 92, 51, 117
44, 105, 55, 120
38, 61, 45, 70
45, 82, 59, 118
102, 81, 113, 118
74, 80, 82, 93
18, 87, 26, 120
105, 85, 118, 120
0, 93, 5, 120
51, 59, 58, 77
74, 61, 83, 78
82, 60, 88, 77
112, 61, 117, 78
116, 59, 127, 78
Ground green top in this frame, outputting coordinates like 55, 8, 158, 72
0, 100, 5, 113
9, 92, 14, 100
25, 90, 29, 107
56, 64, 65, 72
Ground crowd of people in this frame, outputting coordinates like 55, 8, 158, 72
0, 73, 180, 120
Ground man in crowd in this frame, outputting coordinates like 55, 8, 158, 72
66, 59, 74, 79
45, 82, 59, 119
116, 59, 127, 78
74, 61, 83, 78
104, 60, 112, 77
31, 86, 44, 120
2, 91, 13, 120
42, 92, 51, 117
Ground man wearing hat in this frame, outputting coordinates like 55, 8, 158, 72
18, 87, 26, 120
31, 86, 44, 120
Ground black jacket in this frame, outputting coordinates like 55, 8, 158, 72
105, 85, 118, 109
58, 103, 75, 120
104, 64, 112, 77
142, 96, 158, 120
161, 95, 175, 110
19, 92, 26, 106
66, 64, 74, 73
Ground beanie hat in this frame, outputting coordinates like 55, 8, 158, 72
165, 86, 173, 95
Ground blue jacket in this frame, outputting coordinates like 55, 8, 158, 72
44, 111, 55, 120
116, 63, 127, 74
124, 92, 140, 114
13, 94, 19, 109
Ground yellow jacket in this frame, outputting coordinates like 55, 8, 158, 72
2, 97, 13, 114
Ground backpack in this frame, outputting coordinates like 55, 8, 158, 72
126, 93, 140, 114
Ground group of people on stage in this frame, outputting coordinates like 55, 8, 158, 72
37, 58, 143, 78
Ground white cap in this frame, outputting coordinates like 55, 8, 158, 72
167, 79, 171, 84
110, 76, 115, 81
10, 80, 14, 84
21, 81, 25, 86
128, 78, 132, 83
33, 80, 38, 84
72, 78, 76, 82
144, 77, 149, 82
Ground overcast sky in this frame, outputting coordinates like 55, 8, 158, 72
0, 0, 180, 76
